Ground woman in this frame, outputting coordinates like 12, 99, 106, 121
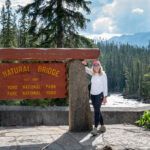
82, 60, 108, 135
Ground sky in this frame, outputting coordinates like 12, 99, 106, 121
0, 0, 150, 40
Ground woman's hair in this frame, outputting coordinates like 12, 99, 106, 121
92, 60, 103, 76
92, 66, 103, 76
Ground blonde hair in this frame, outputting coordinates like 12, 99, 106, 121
92, 65, 103, 76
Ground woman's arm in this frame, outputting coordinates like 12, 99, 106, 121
85, 66, 93, 76
82, 60, 93, 76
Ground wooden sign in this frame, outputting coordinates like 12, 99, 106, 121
0, 48, 100, 61
0, 63, 67, 100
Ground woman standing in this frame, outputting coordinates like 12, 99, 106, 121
82, 60, 108, 135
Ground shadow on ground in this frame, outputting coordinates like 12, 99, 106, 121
0, 125, 113, 150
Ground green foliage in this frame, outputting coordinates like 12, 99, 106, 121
0, 98, 69, 107
0, 6, 6, 46
142, 67, 150, 98
20, 98, 68, 107
0, 100, 21, 105
17, 7, 36, 48
98, 41, 150, 98
12, 13, 18, 47
0, 0, 18, 47
136, 110, 150, 129
1, 0, 95, 48
18, 0, 92, 48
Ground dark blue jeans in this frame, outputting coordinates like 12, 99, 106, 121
91, 92, 104, 128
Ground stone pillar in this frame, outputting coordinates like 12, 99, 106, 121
69, 60, 92, 131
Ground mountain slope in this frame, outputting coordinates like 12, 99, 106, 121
108, 32, 150, 47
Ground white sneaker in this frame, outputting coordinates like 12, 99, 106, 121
99, 125, 106, 132
91, 127, 98, 136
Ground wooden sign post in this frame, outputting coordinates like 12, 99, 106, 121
0, 48, 100, 131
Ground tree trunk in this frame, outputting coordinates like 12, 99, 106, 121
56, 0, 63, 48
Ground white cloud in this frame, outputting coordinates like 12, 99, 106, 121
92, 0, 150, 34
101, 1, 117, 17
93, 17, 116, 33
0, 0, 33, 10
132, 8, 144, 14
80, 32, 121, 40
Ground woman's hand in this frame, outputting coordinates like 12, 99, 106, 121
82, 60, 87, 66
103, 97, 107, 104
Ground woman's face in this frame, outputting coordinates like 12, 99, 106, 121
93, 64, 101, 73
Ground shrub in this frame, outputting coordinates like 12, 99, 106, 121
135, 110, 150, 129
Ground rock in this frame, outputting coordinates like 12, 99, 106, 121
143, 98, 150, 104
69, 60, 92, 131
102, 145, 113, 150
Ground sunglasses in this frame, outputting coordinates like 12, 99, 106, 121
93, 65, 100, 67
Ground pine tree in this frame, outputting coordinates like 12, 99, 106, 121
142, 65, 150, 98
18, 12, 30, 47
148, 40, 150, 51
0, 0, 16, 47
19, 0, 92, 48
12, 13, 18, 47
5, 0, 13, 47
98, 41, 150, 98
0, 6, 7, 46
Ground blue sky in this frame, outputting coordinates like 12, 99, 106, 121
1, 0, 150, 40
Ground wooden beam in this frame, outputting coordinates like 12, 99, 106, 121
0, 48, 100, 61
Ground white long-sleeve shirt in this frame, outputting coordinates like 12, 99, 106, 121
85, 66, 108, 97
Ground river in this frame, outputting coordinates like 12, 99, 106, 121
98, 93, 150, 107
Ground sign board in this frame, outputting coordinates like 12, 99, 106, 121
0, 63, 67, 100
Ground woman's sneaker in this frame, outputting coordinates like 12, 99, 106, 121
91, 127, 98, 136
99, 125, 106, 132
